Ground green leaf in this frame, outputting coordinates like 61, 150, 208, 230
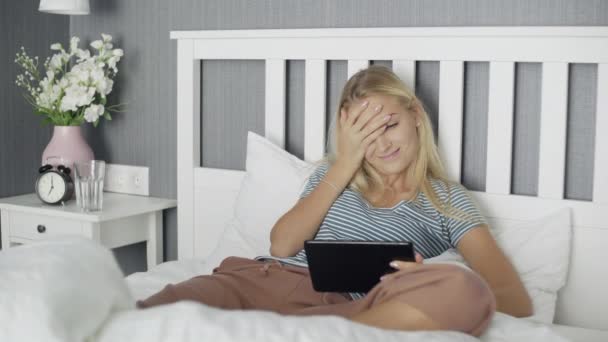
103, 111, 112, 120
93, 119, 99, 127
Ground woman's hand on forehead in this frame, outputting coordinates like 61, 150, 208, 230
336, 100, 391, 174
349, 99, 385, 117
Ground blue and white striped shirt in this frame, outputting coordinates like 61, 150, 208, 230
256, 162, 486, 297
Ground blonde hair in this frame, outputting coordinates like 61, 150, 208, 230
325, 65, 468, 220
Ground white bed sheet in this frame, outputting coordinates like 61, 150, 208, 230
125, 259, 606, 342
551, 325, 608, 342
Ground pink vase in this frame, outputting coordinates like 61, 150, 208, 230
41, 126, 94, 168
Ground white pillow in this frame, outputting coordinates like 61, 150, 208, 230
486, 209, 572, 324
0, 237, 133, 342
426, 209, 572, 324
233, 131, 315, 256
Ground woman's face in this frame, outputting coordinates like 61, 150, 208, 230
363, 95, 420, 177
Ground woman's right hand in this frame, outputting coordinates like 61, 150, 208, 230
270, 100, 389, 258
336, 100, 391, 175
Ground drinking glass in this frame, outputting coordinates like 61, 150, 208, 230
73, 160, 106, 211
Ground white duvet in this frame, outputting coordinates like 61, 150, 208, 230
0, 238, 569, 342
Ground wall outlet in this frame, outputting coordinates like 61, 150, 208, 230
104, 164, 149, 196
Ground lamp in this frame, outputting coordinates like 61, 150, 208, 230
39, 0, 90, 15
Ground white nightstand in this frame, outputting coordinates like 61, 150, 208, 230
0, 192, 176, 268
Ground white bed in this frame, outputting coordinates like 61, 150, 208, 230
168, 26, 608, 340
2, 26, 608, 342
125, 256, 608, 342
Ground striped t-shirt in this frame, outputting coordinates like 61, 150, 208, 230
256, 162, 486, 298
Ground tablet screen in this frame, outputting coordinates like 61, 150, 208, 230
304, 240, 415, 293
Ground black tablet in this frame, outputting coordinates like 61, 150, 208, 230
304, 240, 416, 293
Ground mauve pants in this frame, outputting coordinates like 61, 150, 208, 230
138, 256, 496, 337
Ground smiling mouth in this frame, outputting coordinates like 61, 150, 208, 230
379, 148, 400, 160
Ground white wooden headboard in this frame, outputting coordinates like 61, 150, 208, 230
171, 27, 608, 330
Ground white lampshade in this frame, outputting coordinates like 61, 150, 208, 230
39, 0, 90, 15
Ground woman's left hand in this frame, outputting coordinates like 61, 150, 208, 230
380, 252, 424, 281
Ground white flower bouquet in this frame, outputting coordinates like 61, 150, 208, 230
15, 33, 124, 126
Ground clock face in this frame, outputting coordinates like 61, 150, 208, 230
37, 172, 67, 204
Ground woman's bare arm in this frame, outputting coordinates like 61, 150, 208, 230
270, 100, 389, 258
457, 226, 533, 317
269, 162, 354, 257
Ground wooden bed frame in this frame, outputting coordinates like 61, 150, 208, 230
170, 27, 608, 331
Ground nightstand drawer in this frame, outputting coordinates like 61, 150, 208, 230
9, 211, 84, 240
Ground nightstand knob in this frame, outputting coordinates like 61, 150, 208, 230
37, 225, 46, 233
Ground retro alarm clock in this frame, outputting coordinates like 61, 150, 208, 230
35, 164, 74, 205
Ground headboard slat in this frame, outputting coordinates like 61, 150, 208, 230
392, 60, 416, 91
304, 59, 327, 162
438, 61, 465, 182
347, 60, 369, 79
486, 61, 516, 194
176, 39, 200, 259
181, 28, 608, 63
593, 63, 608, 204
264, 59, 286, 148
538, 62, 569, 199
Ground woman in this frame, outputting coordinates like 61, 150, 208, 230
139, 66, 532, 337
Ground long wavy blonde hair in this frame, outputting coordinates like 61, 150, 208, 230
325, 65, 463, 219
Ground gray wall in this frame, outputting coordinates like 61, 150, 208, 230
0, 0, 68, 247
0, 1, 67, 197
2, 0, 606, 275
